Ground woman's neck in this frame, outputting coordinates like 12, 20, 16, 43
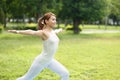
43, 26, 53, 32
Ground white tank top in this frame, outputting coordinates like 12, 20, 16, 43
41, 30, 59, 60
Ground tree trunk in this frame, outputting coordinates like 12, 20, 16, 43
98, 24, 101, 29
0, 8, 6, 28
73, 19, 80, 34
35, 13, 40, 23
57, 18, 60, 28
105, 17, 108, 30
117, 20, 119, 26
0, 8, 4, 24
23, 14, 25, 23
3, 12, 6, 28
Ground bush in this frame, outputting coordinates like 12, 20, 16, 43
11, 26, 37, 30
7, 23, 37, 30
0, 25, 3, 33
65, 24, 82, 31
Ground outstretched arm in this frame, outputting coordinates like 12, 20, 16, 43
8, 30, 43, 36
54, 28, 63, 34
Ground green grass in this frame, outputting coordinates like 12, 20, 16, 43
60, 24, 120, 30
0, 31, 120, 80
80, 25, 120, 30
80, 24, 120, 30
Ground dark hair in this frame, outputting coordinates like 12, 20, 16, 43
38, 12, 56, 30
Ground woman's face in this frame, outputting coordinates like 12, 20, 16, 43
46, 15, 56, 28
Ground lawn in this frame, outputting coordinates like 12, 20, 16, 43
0, 31, 120, 80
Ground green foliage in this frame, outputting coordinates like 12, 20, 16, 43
0, 8, 4, 24
59, 0, 111, 34
0, 0, 62, 19
0, 25, 3, 33
0, 0, 119, 22
0, 0, 120, 33
65, 24, 82, 31
109, 0, 120, 21
6, 23, 37, 30
60, 0, 110, 21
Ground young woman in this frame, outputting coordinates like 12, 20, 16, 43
8, 12, 69, 80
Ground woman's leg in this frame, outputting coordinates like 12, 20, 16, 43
47, 59, 69, 80
17, 55, 47, 80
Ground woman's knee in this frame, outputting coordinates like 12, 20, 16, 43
62, 70, 69, 77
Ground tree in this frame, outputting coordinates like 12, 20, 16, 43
8, 0, 26, 22
0, 8, 4, 24
59, 0, 110, 34
109, 0, 120, 26
0, 0, 7, 28
0, 0, 62, 28
8, 0, 62, 22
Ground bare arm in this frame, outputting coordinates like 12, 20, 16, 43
54, 28, 63, 34
8, 29, 43, 36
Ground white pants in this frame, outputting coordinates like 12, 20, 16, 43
16, 55, 69, 80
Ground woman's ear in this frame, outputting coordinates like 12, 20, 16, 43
45, 19, 48, 24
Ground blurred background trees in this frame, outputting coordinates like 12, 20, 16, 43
109, 0, 120, 26
59, 0, 111, 33
0, 0, 120, 34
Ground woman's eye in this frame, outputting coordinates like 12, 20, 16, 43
53, 19, 55, 21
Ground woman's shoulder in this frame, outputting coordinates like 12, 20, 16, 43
41, 30, 50, 37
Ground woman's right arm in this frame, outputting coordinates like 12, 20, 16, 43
8, 30, 43, 37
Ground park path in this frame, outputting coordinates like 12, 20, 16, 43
81, 29, 120, 34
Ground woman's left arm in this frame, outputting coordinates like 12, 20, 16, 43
8, 29, 43, 36
54, 28, 63, 34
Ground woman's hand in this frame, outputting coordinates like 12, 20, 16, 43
58, 28, 63, 32
55, 28, 64, 34
8, 30, 18, 34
